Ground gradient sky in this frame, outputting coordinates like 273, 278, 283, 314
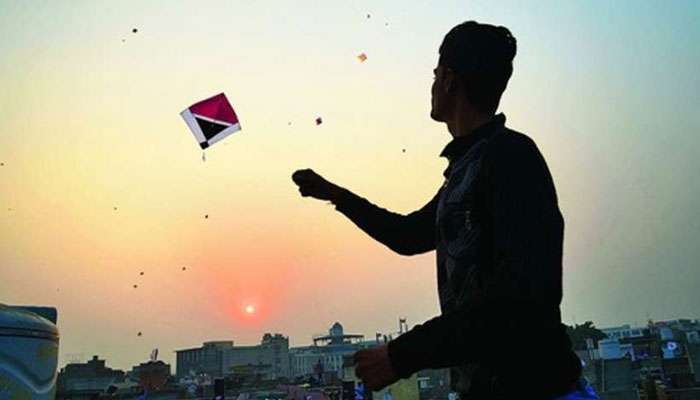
1, 0, 698, 370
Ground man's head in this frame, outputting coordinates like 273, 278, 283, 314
431, 21, 517, 125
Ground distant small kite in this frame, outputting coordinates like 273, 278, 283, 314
181, 93, 241, 149
315, 117, 323, 125
357, 53, 368, 62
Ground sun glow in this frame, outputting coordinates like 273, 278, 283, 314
244, 305, 255, 314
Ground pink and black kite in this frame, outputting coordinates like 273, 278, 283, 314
181, 93, 241, 149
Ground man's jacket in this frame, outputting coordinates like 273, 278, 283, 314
333, 114, 582, 398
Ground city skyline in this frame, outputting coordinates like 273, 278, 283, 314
59, 315, 700, 370
2, 0, 699, 371
54, 316, 700, 399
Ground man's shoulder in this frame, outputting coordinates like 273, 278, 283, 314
491, 126, 536, 149
484, 126, 541, 163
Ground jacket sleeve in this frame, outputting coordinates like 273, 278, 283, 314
386, 136, 565, 378
333, 188, 439, 256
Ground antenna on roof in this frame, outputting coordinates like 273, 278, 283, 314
399, 317, 408, 334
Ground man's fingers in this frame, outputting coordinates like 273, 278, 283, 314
294, 177, 316, 189
292, 169, 317, 183
291, 170, 307, 185
293, 168, 312, 176
292, 175, 308, 186
299, 181, 319, 195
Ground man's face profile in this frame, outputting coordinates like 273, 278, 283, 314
430, 64, 457, 123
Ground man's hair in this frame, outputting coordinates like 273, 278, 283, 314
439, 21, 517, 114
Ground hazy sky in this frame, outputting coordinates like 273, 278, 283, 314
1, 0, 698, 370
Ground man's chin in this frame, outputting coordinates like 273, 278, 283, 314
430, 109, 445, 122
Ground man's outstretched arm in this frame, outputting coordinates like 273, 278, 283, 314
332, 187, 438, 256
293, 169, 438, 256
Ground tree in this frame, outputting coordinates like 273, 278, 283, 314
565, 321, 608, 351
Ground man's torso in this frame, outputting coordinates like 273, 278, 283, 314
435, 123, 579, 398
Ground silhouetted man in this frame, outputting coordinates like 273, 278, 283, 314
293, 21, 584, 399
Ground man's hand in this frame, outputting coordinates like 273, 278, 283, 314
354, 345, 399, 391
292, 169, 343, 202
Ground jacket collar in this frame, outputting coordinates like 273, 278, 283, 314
439, 113, 506, 161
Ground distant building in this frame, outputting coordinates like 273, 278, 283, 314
599, 339, 625, 360
652, 319, 700, 333
583, 317, 700, 399
662, 356, 695, 388
222, 333, 290, 380
130, 360, 172, 391
688, 343, 700, 384
176, 340, 233, 379
290, 322, 367, 380
601, 325, 646, 341
57, 355, 124, 394
176, 334, 290, 381
619, 331, 662, 361
130, 360, 171, 378
598, 339, 637, 361
598, 358, 638, 400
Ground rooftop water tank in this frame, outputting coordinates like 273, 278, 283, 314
0, 304, 59, 399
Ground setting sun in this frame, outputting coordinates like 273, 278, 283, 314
245, 305, 256, 314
